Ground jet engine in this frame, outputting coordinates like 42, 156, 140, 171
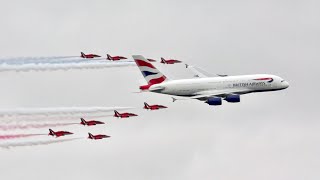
224, 94, 240, 103
205, 97, 222, 106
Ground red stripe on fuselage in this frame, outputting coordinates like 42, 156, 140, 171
135, 60, 156, 69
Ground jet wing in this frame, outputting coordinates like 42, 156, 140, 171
173, 89, 245, 102
186, 64, 228, 78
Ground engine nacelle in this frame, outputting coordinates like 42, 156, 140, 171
224, 95, 240, 103
205, 97, 222, 106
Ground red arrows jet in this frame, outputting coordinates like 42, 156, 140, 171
80, 118, 104, 126
144, 102, 168, 110
160, 57, 182, 64
80, 52, 101, 59
106, 54, 127, 61
88, 133, 110, 140
114, 110, 138, 118
147, 58, 157, 62
48, 129, 73, 137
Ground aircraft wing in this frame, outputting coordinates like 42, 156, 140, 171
173, 89, 245, 101
186, 64, 228, 78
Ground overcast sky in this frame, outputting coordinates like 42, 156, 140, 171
0, 0, 319, 180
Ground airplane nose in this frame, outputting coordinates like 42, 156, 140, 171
283, 81, 289, 89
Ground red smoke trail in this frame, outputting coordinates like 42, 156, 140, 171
0, 123, 77, 131
0, 134, 46, 140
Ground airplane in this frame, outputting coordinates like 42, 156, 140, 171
80, 52, 101, 58
160, 57, 182, 64
106, 54, 127, 61
114, 110, 138, 118
88, 133, 110, 140
144, 102, 167, 110
48, 129, 73, 137
80, 118, 104, 126
147, 58, 157, 62
132, 55, 289, 106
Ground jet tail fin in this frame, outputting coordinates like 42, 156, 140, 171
144, 102, 150, 109
80, 118, 86, 124
49, 129, 55, 136
114, 110, 120, 117
107, 54, 112, 60
160, 57, 166, 64
88, 133, 93, 139
132, 55, 168, 86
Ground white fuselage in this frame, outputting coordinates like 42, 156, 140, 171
149, 74, 289, 97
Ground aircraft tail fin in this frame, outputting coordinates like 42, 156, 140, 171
88, 133, 93, 139
144, 102, 150, 109
132, 55, 168, 86
80, 118, 86, 125
107, 54, 112, 60
81, 52, 85, 58
160, 57, 166, 64
49, 129, 55, 136
114, 110, 120, 117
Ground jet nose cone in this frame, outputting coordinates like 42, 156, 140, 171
283, 81, 289, 89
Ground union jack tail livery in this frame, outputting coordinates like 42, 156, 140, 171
133, 55, 169, 90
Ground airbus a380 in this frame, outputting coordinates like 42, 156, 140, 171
132, 55, 289, 106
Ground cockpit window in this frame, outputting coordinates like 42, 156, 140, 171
281, 80, 285, 82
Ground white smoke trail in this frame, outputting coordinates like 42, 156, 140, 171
0, 56, 80, 61
0, 107, 132, 116
0, 56, 83, 64
0, 106, 132, 123
0, 123, 77, 131
0, 56, 78, 59
0, 57, 100, 64
0, 61, 135, 72
0, 138, 82, 149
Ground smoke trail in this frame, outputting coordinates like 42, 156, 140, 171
0, 56, 80, 61
0, 134, 46, 140
0, 138, 81, 149
0, 123, 77, 131
0, 106, 132, 116
0, 57, 91, 65
0, 61, 135, 72
0, 106, 132, 123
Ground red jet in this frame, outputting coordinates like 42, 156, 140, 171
48, 129, 73, 137
114, 110, 138, 118
144, 102, 167, 110
80, 52, 101, 59
106, 54, 127, 61
80, 118, 104, 126
88, 133, 110, 140
147, 58, 157, 62
160, 57, 182, 64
